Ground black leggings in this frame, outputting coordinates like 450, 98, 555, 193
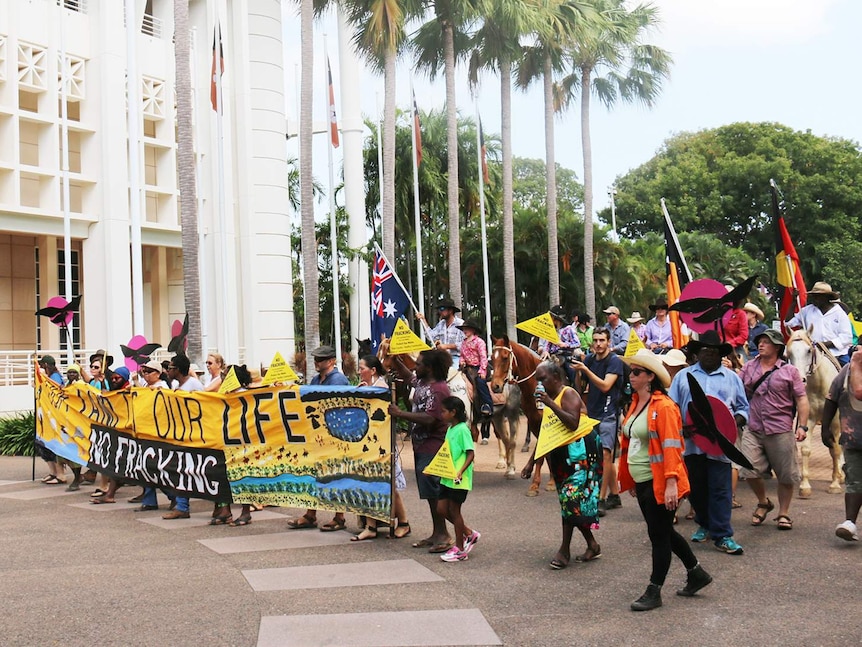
635, 480, 698, 586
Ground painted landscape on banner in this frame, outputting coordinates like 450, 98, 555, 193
34, 372, 393, 520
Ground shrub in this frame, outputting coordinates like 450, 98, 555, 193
0, 412, 36, 456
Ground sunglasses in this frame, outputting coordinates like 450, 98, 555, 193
90, 365, 100, 369
630, 367, 653, 377
140, 368, 157, 374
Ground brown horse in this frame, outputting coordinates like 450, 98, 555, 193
490, 335, 549, 494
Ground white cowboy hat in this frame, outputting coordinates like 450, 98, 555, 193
662, 348, 689, 368
623, 349, 672, 388
742, 303, 765, 321
626, 311, 645, 324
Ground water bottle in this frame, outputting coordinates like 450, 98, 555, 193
534, 382, 546, 410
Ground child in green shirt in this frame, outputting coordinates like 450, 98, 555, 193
438, 396, 480, 562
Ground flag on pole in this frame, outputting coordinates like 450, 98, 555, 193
412, 90, 423, 167
662, 199, 692, 348
479, 116, 489, 185
326, 56, 339, 148
371, 248, 412, 352
770, 180, 806, 330
210, 22, 224, 112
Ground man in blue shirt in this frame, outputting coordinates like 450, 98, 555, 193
39, 355, 64, 385
604, 306, 630, 356
669, 331, 749, 555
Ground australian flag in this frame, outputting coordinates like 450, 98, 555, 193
371, 248, 411, 352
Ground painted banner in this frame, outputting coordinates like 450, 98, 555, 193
35, 372, 393, 520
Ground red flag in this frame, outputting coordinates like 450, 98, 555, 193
412, 90, 422, 166
210, 22, 224, 112
479, 117, 489, 185
662, 200, 692, 348
327, 56, 339, 148
771, 181, 806, 334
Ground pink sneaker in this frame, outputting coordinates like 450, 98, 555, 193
440, 546, 468, 562
463, 530, 481, 554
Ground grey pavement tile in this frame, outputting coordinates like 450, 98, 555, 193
0, 480, 27, 486
138, 509, 286, 529
68, 500, 142, 512
256, 608, 502, 647
0, 486, 82, 500
243, 558, 443, 591
199, 529, 350, 554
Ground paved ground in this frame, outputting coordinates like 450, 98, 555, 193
1, 434, 859, 647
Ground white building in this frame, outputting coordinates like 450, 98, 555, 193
0, 0, 296, 411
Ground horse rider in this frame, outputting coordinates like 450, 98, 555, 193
539, 305, 583, 385
417, 298, 465, 367
457, 318, 494, 418
786, 281, 854, 366
644, 298, 674, 354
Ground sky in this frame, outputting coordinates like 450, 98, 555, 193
281, 0, 862, 218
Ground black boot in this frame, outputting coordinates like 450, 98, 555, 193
631, 583, 662, 611
676, 564, 713, 597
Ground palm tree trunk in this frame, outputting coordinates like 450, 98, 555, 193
382, 48, 396, 262
300, 0, 319, 378
581, 65, 595, 321
173, 0, 201, 362
543, 53, 559, 306
500, 59, 516, 339
443, 22, 461, 306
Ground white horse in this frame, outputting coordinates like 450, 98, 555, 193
785, 329, 843, 496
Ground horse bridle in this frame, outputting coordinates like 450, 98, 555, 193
491, 344, 537, 384
787, 335, 819, 380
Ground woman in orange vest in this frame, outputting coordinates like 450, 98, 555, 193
619, 350, 712, 611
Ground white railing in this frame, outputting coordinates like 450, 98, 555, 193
57, 0, 88, 13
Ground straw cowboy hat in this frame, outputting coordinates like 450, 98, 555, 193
742, 303, 765, 321
808, 281, 839, 299
662, 348, 689, 368
626, 311, 645, 324
623, 349, 672, 388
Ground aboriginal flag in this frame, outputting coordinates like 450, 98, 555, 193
771, 180, 806, 330
210, 22, 224, 112
662, 199, 692, 348
327, 56, 339, 148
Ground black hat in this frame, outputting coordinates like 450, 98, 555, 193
549, 305, 567, 322
687, 330, 733, 357
437, 299, 461, 313
311, 345, 337, 360
649, 298, 669, 312
457, 318, 483, 334
89, 349, 115, 366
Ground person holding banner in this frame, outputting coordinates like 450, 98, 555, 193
619, 350, 711, 611
521, 362, 602, 569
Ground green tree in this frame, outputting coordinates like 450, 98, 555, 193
605, 122, 862, 312
557, 0, 671, 322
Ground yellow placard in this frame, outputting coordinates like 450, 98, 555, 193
624, 328, 646, 357
219, 366, 240, 394
422, 439, 458, 479
516, 312, 562, 345
261, 351, 299, 385
850, 313, 862, 339
389, 318, 431, 354
534, 411, 600, 460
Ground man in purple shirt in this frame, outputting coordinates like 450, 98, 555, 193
739, 329, 809, 530
644, 298, 674, 354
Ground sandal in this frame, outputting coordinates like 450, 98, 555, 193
412, 538, 434, 549
90, 489, 107, 498
391, 522, 412, 539
43, 475, 65, 485
90, 496, 115, 504
209, 515, 233, 526
428, 540, 455, 554
41, 474, 55, 483
230, 515, 252, 527
286, 514, 317, 530
574, 545, 602, 562
732, 498, 743, 509
750, 499, 775, 526
319, 517, 347, 532
775, 514, 793, 530
350, 526, 378, 541
550, 555, 569, 570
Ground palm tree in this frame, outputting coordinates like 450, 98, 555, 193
299, 0, 319, 377
413, 0, 479, 308
173, 0, 201, 362
559, 0, 671, 320
516, 0, 599, 308
469, 0, 541, 339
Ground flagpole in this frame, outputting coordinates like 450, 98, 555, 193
325, 37, 342, 369
125, 0, 145, 341
376, 92, 384, 246
190, 29, 209, 356
59, 3, 74, 364
410, 81, 425, 318
475, 109, 492, 350
770, 179, 803, 313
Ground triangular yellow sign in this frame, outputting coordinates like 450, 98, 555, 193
389, 318, 431, 354
624, 328, 646, 357
219, 366, 240, 394
261, 351, 299, 385
516, 312, 561, 345
422, 438, 458, 479
534, 410, 600, 460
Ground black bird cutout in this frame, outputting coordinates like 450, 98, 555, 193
120, 342, 162, 368
167, 314, 189, 354
669, 276, 758, 324
35, 295, 82, 325
685, 373, 754, 470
